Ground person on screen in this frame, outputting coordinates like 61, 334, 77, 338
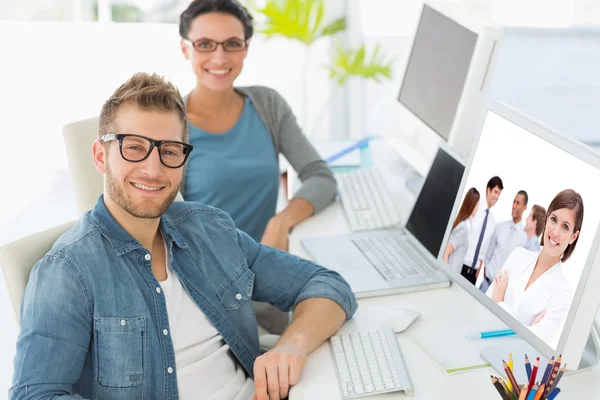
524, 204, 547, 252
480, 190, 529, 293
486, 189, 583, 347
178, 0, 336, 252
443, 188, 480, 273
461, 176, 503, 285
10, 73, 357, 400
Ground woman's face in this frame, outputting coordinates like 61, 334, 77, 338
543, 208, 580, 259
471, 200, 479, 218
181, 13, 248, 91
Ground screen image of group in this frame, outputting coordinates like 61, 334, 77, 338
442, 111, 600, 349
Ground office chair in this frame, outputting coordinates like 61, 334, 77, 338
0, 222, 279, 351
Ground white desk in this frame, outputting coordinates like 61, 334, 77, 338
288, 140, 600, 399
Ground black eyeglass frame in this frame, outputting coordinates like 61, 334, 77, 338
184, 38, 248, 52
101, 133, 194, 169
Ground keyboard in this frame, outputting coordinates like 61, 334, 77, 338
336, 168, 401, 232
330, 328, 414, 398
353, 233, 437, 281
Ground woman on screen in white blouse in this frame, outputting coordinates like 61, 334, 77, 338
486, 189, 583, 347
443, 187, 480, 273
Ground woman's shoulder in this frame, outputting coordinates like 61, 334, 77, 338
236, 85, 285, 103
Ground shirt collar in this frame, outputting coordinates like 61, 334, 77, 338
89, 195, 188, 256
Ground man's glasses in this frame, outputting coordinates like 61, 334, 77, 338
101, 134, 194, 169
184, 38, 248, 52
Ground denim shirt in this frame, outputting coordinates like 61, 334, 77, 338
10, 196, 358, 400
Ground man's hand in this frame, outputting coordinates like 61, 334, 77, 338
260, 215, 291, 251
252, 333, 308, 400
530, 310, 546, 326
492, 270, 509, 303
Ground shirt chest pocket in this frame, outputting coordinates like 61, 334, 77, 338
94, 316, 146, 388
216, 267, 254, 311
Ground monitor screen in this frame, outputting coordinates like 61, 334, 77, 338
406, 147, 465, 257
443, 110, 600, 349
398, 4, 478, 140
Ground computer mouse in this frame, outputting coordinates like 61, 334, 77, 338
384, 308, 421, 333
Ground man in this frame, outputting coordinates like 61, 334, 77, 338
10, 73, 357, 400
480, 190, 529, 293
524, 204, 547, 252
461, 176, 503, 285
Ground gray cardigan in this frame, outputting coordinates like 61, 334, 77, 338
182, 86, 337, 214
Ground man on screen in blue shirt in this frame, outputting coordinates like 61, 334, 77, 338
10, 73, 357, 400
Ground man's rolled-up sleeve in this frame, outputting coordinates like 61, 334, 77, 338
236, 228, 358, 320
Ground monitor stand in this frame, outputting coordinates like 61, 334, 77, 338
480, 322, 600, 383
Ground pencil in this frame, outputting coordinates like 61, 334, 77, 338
533, 383, 545, 400
547, 364, 567, 395
526, 357, 539, 396
492, 376, 511, 400
508, 353, 514, 371
540, 356, 555, 386
544, 354, 562, 396
526, 385, 538, 400
499, 378, 515, 400
517, 386, 528, 400
547, 387, 561, 400
503, 360, 521, 397
525, 354, 532, 380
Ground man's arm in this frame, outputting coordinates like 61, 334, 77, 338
10, 255, 92, 400
252, 298, 346, 400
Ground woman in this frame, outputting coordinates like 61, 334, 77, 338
443, 188, 480, 273
178, 0, 336, 251
487, 189, 583, 347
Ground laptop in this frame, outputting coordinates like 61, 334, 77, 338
302, 144, 465, 298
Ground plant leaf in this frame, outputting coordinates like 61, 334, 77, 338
326, 43, 394, 85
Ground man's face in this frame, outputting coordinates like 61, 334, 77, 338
486, 186, 502, 208
94, 104, 185, 219
525, 212, 536, 234
511, 194, 527, 220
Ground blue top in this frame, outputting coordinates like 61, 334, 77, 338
10, 196, 357, 400
183, 97, 280, 241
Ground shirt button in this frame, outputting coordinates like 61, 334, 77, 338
156, 287, 162, 294
163, 329, 169, 336
145, 254, 152, 261
167, 367, 173, 374
120, 319, 126, 326
235, 293, 242, 300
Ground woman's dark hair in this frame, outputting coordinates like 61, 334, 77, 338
452, 188, 480, 231
540, 189, 584, 262
179, 0, 254, 40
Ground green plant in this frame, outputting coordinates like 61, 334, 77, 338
251, 0, 394, 136
327, 44, 393, 85
256, 0, 346, 45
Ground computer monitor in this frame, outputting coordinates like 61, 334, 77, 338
440, 100, 600, 370
387, 1, 502, 177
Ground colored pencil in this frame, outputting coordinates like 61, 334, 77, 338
533, 384, 545, 400
499, 378, 515, 400
540, 356, 555, 386
547, 387, 561, 400
508, 353, 514, 371
525, 354, 532, 380
518, 385, 528, 400
503, 360, 521, 397
544, 355, 562, 396
547, 364, 567, 395
526, 357, 539, 396
526, 385, 538, 400
492, 376, 511, 400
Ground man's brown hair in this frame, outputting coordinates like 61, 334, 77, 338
99, 72, 188, 142
531, 204, 547, 237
